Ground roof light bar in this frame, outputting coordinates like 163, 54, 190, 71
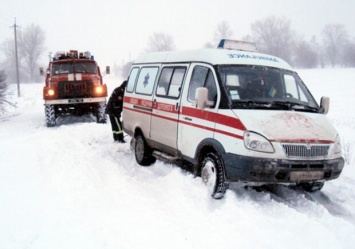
217, 39, 258, 52
52, 50, 93, 61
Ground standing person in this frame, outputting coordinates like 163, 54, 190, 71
105, 80, 127, 143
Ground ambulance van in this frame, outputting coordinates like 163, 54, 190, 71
123, 40, 344, 199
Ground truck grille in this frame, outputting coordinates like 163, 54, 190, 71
282, 143, 330, 158
58, 81, 93, 98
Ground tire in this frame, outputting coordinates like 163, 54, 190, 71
298, 181, 325, 192
45, 105, 56, 127
134, 135, 156, 166
96, 102, 107, 123
201, 152, 228, 199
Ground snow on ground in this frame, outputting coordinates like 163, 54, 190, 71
0, 68, 355, 249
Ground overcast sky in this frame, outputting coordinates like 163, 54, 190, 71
1, 0, 354, 68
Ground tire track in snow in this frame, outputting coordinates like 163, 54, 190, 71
303, 191, 355, 225
260, 184, 355, 225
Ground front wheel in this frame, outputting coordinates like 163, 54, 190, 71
201, 152, 228, 199
45, 104, 56, 127
96, 102, 107, 123
134, 135, 156, 166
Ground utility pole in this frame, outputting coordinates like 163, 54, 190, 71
11, 18, 20, 97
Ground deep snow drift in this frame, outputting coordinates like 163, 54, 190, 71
0, 68, 355, 249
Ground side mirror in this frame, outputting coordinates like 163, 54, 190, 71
106, 66, 110, 75
195, 87, 214, 109
39, 67, 44, 76
320, 96, 330, 114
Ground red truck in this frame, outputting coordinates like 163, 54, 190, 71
42, 50, 109, 127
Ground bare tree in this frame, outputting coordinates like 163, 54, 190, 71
117, 60, 133, 79
342, 39, 355, 67
293, 36, 319, 68
0, 38, 19, 82
0, 70, 16, 114
18, 23, 46, 82
322, 24, 348, 67
213, 21, 233, 45
250, 16, 294, 63
1, 23, 45, 83
146, 32, 175, 52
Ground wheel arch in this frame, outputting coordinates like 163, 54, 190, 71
133, 126, 145, 139
193, 138, 226, 176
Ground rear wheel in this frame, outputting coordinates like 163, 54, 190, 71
45, 105, 56, 127
134, 135, 156, 166
201, 152, 228, 199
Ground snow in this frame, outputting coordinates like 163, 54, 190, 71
1, 68, 355, 249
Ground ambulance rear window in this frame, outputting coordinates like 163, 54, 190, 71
135, 67, 159, 95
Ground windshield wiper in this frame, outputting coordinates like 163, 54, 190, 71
271, 101, 319, 113
232, 100, 276, 109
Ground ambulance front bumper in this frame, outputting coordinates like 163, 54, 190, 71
223, 153, 344, 183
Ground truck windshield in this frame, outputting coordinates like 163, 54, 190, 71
217, 65, 319, 112
52, 62, 96, 75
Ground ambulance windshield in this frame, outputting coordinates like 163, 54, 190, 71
217, 65, 319, 112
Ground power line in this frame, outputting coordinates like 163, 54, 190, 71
0, 11, 12, 24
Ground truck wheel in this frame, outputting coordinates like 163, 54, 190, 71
201, 152, 228, 199
298, 181, 325, 192
45, 105, 56, 127
135, 135, 156, 166
96, 102, 107, 123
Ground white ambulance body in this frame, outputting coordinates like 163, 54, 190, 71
123, 41, 344, 199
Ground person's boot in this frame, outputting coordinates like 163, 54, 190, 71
117, 134, 126, 143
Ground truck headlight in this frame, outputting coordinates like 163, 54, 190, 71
95, 85, 104, 94
47, 89, 55, 96
244, 131, 274, 153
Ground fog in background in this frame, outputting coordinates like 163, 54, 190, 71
1, 0, 355, 79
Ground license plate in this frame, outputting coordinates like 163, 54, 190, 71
290, 171, 324, 181
68, 99, 84, 103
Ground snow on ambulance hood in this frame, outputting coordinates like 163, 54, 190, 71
236, 110, 337, 143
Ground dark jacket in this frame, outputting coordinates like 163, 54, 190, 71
105, 81, 127, 116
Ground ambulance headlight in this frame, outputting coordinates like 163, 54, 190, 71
334, 134, 342, 154
244, 131, 274, 153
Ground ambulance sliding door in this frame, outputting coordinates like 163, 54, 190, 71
150, 65, 188, 155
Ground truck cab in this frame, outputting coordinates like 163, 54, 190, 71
42, 50, 109, 127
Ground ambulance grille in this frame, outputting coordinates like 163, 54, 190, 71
282, 144, 330, 158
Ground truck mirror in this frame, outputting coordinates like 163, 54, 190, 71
195, 87, 214, 109
39, 67, 44, 76
106, 66, 110, 74
320, 96, 330, 114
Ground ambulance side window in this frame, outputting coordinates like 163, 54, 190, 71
188, 66, 217, 107
135, 67, 159, 95
127, 67, 139, 93
156, 67, 186, 98
284, 74, 307, 101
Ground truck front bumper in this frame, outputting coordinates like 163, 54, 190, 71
223, 153, 344, 183
44, 97, 106, 105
